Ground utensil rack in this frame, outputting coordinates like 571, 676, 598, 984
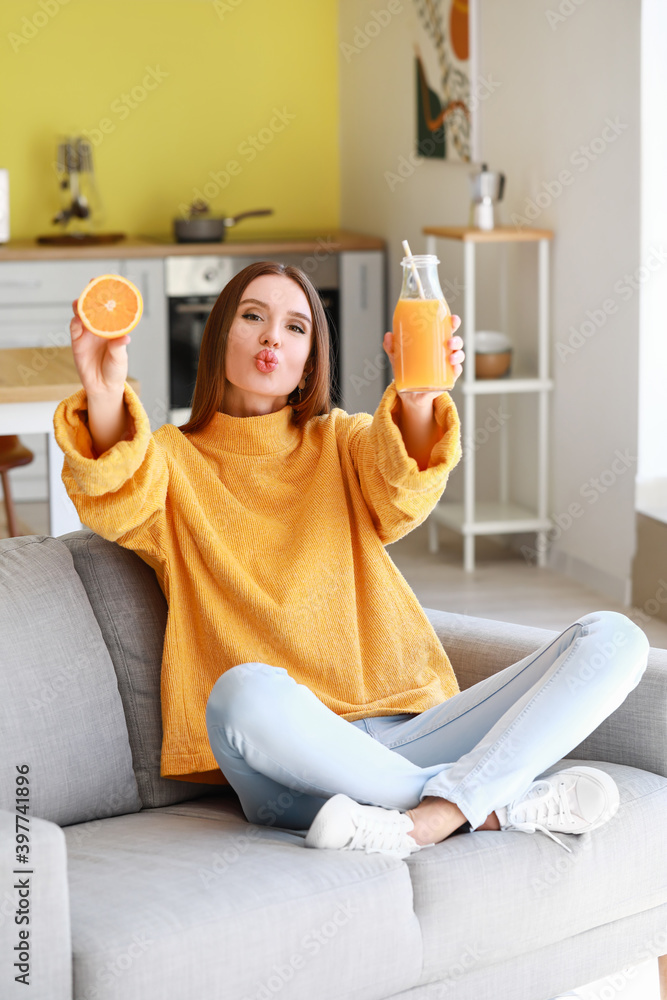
422, 225, 555, 571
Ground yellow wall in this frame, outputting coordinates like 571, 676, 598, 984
0, 0, 340, 240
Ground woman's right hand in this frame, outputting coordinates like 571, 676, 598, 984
70, 296, 131, 398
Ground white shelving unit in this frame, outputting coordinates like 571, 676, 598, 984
423, 225, 555, 571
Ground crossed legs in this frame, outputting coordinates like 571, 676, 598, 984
205, 611, 648, 839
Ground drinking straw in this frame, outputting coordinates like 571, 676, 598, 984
401, 239, 426, 299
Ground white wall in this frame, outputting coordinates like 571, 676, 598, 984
339, 0, 641, 603
636, 0, 667, 510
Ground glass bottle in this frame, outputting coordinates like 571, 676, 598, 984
392, 254, 454, 391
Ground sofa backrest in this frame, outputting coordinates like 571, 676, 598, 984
0, 534, 142, 826
59, 529, 225, 809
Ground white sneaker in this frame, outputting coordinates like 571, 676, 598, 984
496, 766, 620, 853
304, 793, 431, 859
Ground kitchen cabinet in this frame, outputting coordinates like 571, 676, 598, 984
339, 251, 387, 414
0, 232, 386, 511
0, 259, 122, 503
0, 258, 168, 508
117, 259, 169, 432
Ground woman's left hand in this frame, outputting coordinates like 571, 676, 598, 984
382, 315, 465, 406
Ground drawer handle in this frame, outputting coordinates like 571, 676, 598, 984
173, 302, 216, 314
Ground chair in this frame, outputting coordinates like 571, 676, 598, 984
0, 435, 34, 537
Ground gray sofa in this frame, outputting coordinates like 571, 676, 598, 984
1, 528, 666, 1000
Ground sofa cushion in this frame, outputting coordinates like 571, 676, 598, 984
0, 535, 141, 825
387, 903, 667, 1000
64, 797, 422, 1000
60, 529, 224, 809
405, 758, 667, 987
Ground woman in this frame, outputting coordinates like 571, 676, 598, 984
54, 260, 649, 861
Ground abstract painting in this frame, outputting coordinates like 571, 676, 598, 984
413, 0, 473, 162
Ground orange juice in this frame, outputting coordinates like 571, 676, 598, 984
392, 297, 455, 391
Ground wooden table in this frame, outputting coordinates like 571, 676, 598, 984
0, 347, 140, 537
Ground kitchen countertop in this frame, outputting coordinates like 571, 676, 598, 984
0, 346, 140, 402
0, 228, 385, 261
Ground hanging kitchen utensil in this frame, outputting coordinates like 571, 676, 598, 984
50, 136, 103, 233
38, 134, 124, 244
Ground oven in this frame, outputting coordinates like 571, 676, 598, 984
166, 255, 341, 423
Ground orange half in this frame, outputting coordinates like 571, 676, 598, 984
77, 274, 143, 339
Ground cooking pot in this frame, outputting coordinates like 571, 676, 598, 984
173, 208, 274, 243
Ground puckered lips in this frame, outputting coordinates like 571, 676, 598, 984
254, 349, 279, 372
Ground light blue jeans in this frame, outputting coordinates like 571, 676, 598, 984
205, 611, 649, 833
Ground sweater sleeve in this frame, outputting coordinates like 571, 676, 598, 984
341, 380, 462, 545
52, 380, 169, 545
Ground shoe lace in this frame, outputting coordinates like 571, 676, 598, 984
506, 780, 573, 853
347, 811, 420, 856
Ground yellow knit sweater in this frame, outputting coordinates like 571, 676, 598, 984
53, 379, 462, 784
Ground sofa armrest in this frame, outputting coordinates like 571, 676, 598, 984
424, 608, 667, 778
0, 810, 71, 1000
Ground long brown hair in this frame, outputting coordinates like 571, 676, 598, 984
177, 261, 332, 435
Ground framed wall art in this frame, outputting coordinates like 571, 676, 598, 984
412, 0, 480, 163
